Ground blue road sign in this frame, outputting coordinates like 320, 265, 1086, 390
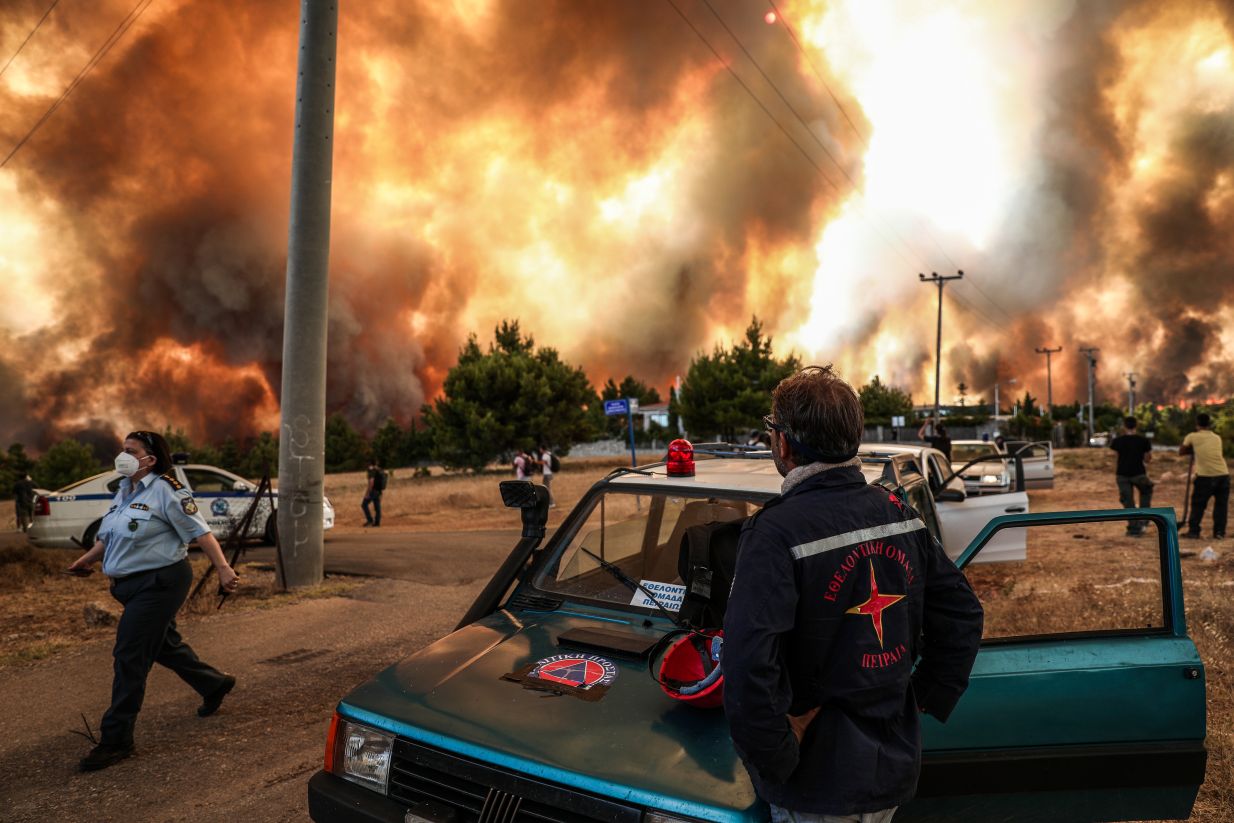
604, 399, 630, 417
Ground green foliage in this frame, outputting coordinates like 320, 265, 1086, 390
677, 318, 800, 441
34, 440, 103, 491
325, 413, 369, 473
424, 320, 599, 471
0, 444, 34, 499
956, 382, 968, 406
370, 418, 432, 468
859, 376, 914, 425
238, 432, 279, 479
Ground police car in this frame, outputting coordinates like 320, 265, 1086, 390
309, 441, 1206, 823
27, 461, 335, 549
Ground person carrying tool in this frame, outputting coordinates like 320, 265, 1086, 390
1180, 413, 1229, 540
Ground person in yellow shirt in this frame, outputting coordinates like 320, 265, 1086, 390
1179, 413, 1229, 539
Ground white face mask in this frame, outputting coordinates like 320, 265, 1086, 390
115, 452, 144, 477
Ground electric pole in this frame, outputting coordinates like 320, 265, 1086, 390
277, 0, 339, 589
1080, 348, 1099, 445
919, 270, 964, 430
1125, 372, 1137, 413
1035, 346, 1062, 414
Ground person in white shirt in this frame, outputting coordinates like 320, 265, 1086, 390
513, 450, 528, 481
539, 445, 555, 507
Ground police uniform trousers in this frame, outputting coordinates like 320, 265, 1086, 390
101, 558, 229, 745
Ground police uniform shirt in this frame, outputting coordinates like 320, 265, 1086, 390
99, 472, 211, 577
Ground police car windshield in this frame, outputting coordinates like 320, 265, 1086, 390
533, 489, 762, 612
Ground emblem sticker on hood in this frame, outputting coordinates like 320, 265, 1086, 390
502, 654, 618, 702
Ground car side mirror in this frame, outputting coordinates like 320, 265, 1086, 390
935, 488, 966, 503
232, 480, 251, 491
499, 480, 550, 539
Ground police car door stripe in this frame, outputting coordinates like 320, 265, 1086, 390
790, 519, 926, 561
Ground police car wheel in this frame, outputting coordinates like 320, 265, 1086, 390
263, 515, 277, 546
82, 520, 101, 549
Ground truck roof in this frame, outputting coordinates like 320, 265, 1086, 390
606, 449, 888, 496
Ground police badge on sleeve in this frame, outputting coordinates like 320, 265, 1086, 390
181, 496, 199, 515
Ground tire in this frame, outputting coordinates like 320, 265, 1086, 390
263, 514, 278, 546
82, 520, 100, 549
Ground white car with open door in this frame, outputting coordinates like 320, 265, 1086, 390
861, 444, 1029, 563
1001, 440, 1055, 489
950, 440, 1012, 495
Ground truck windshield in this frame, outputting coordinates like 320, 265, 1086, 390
533, 490, 763, 611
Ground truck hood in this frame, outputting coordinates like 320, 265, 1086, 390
338, 607, 759, 819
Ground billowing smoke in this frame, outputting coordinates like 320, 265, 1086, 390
4, 0, 1234, 450
0, 0, 858, 447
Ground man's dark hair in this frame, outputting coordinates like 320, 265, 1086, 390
1124, 416, 1138, 430
126, 430, 173, 475
771, 365, 864, 463
1197, 413, 1212, 428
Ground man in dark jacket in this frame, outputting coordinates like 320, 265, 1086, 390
724, 365, 984, 822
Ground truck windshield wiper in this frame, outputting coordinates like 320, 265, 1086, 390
578, 546, 685, 628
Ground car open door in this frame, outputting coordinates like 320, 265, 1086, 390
924, 453, 1027, 563
903, 509, 1206, 822
1012, 441, 1054, 489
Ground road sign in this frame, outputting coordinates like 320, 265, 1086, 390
604, 399, 630, 417
892, 415, 906, 428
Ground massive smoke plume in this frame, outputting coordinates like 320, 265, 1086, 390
2, 0, 1234, 449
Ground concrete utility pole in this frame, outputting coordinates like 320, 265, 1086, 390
1035, 346, 1062, 414
1125, 372, 1138, 413
277, 0, 339, 589
919, 270, 964, 429
1080, 348, 1099, 445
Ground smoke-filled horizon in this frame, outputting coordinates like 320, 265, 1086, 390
2, 0, 1234, 449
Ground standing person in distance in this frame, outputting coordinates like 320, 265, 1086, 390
513, 449, 529, 481
538, 444, 556, 508
13, 472, 35, 532
1180, 413, 1229, 540
66, 430, 239, 771
1110, 417, 1154, 536
917, 417, 952, 461
725, 366, 983, 822
362, 458, 385, 528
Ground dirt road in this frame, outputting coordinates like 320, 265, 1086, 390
0, 576, 477, 822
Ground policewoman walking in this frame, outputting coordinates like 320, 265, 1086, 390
67, 430, 239, 771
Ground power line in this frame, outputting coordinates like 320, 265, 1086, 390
1, 0, 154, 170
667, 0, 935, 277
663, 0, 842, 191
764, 1, 1020, 326
0, 0, 61, 80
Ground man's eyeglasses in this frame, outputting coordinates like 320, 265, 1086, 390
762, 415, 785, 435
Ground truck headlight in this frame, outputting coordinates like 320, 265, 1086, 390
334, 718, 393, 793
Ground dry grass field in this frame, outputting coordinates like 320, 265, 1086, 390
0, 446, 1230, 819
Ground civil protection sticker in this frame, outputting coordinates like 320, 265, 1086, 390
629, 580, 686, 612
528, 654, 618, 690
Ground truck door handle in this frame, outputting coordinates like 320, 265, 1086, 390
1004, 506, 1026, 513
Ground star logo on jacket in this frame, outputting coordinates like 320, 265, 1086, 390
845, 559, 906, 648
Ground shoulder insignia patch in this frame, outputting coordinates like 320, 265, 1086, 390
181, 497, 199, 515
128, 502, 151, 511
160, 472, 184, 491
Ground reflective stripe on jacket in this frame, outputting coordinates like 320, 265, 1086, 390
723, 465, 983, 815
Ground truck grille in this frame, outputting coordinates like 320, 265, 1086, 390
388, 738, 640, 823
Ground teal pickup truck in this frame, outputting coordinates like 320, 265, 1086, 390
308, 445, 1206, 822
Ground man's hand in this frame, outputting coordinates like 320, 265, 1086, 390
67, 555, 94, 572
787, 707, 820, 743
